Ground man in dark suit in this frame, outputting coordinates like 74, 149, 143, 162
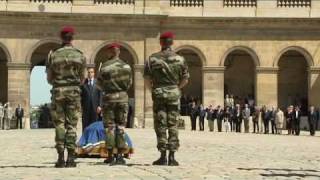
216, 105, 224, 132
293, 106, 302, 136
15, 104, 24, 129
233, 104, 242, 133
81, 67, 102, 131
308, 106, 317, 136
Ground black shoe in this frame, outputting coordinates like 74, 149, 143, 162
65, 150, 77, 168
152, 151, 167, 166
55, 152, 65, 168
168, 151, 179, 166
111, 154, 126, 166
104, 150, 115, 164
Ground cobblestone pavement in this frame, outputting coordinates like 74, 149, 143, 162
0, 129, 319, 180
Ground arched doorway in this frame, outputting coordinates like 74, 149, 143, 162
29, 42, 60, 128
177, 48, 203, 115
278, 50, 309, 114
94, 45, 136, 128
0, 47, 8, 104
224, 49, 257, 106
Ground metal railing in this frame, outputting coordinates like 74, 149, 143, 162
224, 0, 257, 7
29, 0, 72, 3
94, 0, 135, 4
170, 0, 204, 7
277, 0, 311, 7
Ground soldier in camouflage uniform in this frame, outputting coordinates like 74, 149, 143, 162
46, 26, 86, 168
96, 43, 132, 166
144, 32, 189, 166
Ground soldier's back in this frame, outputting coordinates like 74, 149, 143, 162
98, 58, 132, 95
148, 49, 186, 88
48, 46, 86, 87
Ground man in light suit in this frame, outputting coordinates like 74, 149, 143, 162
242, 104, 250, 133
81, 67, 102, 131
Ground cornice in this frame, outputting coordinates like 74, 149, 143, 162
7, 63, 31, 70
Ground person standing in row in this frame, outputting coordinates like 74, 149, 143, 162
3, 102, 13, 130
216, 105, 224, 132
293, 106, 302, 136
234, 104, 242, 133
270, 107, 277, 134
206, 105, 215, 132
46, 26, 86, 168
252, 106, 260, 133
96, 43, 132, 165
242, 104, 250, 133
144, 31, 189, 166
308, 106, 317, 136
261, 106, 270, 134
190, 102, 198, 131
224, 106, 232, 132
286, 106, 294, 135
275, 107, 284, 134
15, 104, 24, 129
199, 104, 206, 131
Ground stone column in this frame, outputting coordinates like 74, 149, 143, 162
143, 35, 160, 128
7, 63, 31, 129
203, 66, 225, 107
134, 64, 145, 128
309, 67, 320, 107
256, 67, 278, 108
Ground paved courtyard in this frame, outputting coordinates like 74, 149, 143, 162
0, 129, 319, 180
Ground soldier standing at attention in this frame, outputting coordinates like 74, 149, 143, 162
144, 32, 189, 166
96, 43, 132, 166
46, 26, 86, 168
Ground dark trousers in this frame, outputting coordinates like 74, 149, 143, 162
309, 120, 316, 136
253, 120, 259, 133
294, 119, 300, 135
16, 117, 22, 129
191, 115, 197, 131
217, 119, 222, 132
264, 119, 269, 134
271, 120, 277, 134
199, 116, 205, 131
236, 119, 242, 133
230, 120, 234, 131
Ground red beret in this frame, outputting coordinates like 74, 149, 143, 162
60, 26, 75, 34
106, 43, 121, 49
160, 31, 175, 39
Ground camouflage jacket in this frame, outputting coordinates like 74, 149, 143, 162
96, 58, 132, 101
46, 45, 86, 88
144, 49, 189, 101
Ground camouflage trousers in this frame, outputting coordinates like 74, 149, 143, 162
102, 101, 128, 153
50, 86, 81, 153
153, 99, 180, 152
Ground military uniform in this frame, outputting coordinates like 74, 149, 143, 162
145, 48, 189, 153
46, 44, 86, 165
96, 53, 132, 164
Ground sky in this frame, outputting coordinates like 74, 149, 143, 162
30, 66, 52, 106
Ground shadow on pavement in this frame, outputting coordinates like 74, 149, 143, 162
0, 165, 53, 168
238, 167, 320, 178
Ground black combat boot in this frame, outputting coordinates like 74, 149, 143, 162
110, 154, 126, 166
152, 151, 167, 166
65, 150, 77, 168
104, 149, 115, 164
168, 151, 179, 166
55, 151, 65, 168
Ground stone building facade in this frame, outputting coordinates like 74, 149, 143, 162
1, 0, 320, 128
